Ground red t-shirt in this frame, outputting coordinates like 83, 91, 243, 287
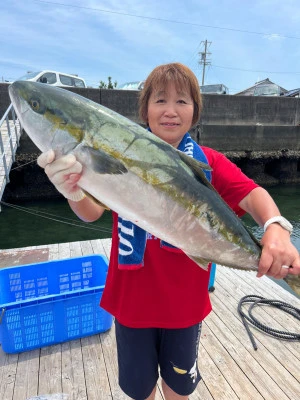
100, 146, 259, 328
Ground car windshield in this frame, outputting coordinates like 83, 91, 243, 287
200, 84, 228, 94
253, 84, 280, 96
17, 72, 42, 80
201, 85, 221, 93
118, 81, 142, 90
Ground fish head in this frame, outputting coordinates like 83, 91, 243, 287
9, 81, 82, 154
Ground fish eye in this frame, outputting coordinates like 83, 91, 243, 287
29, 98, 41, 112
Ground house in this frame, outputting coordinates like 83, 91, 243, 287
235, 78, 288, 96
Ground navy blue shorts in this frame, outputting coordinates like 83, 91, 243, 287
115, 319, 202, 399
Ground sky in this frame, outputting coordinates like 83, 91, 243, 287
1, 0, 300, 93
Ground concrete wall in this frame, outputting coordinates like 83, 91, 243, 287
1, 83, 300, 151
196, 125, 300, 152
200, 94, 300, 126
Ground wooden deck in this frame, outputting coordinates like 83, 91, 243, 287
0, 239, 299, 400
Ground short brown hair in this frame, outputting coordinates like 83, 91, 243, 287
139, 63, 202, 127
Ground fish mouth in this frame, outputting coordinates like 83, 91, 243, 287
9, 83, 21, 111
9, 81, 31, 118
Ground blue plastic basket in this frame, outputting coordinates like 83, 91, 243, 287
0, 254, 113, 353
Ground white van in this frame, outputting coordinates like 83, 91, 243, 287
200, 84, 229, 95
17, 70, 87, 88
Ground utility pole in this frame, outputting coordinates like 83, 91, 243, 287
198, 40, 211, 85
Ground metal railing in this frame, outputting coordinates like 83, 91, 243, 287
0, 104, 22, 209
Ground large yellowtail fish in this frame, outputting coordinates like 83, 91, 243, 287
8, 81, 299, 295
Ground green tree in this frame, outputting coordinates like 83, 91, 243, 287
99, 76, 118, 89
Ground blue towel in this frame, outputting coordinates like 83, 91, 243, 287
118, 133, 211, 270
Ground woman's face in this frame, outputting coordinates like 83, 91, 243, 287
147, 82, 194, 148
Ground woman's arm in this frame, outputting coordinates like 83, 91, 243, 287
239, 187, 300, 278
68, 196, 106, 222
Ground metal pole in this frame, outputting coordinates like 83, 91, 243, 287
202, 40, 208, 86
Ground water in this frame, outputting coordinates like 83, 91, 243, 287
0, 199, 113, 249
241, 184, 300, 252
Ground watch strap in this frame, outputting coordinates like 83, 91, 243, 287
263, 216, 293, 234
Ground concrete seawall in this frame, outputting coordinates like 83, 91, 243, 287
1, 83, 299, 201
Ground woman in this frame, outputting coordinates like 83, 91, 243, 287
38, 63, 300, 400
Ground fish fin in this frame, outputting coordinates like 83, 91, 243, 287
82, 190, 110, 210
177, 151, 215, 189
187, 254, 210, 271
82, 146, 127, 175
178, 150, 263, 250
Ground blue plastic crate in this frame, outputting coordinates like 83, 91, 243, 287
0, 254, 113, 353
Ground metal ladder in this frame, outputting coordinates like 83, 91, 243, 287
0, 104, 22, 210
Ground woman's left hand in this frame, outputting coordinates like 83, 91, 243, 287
257, 223, 300, 278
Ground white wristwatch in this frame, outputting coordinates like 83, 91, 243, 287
263, 216, 293, 235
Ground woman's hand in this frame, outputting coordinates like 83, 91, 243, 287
258, 223, 300, 279
239, 187, 300, 279
37, 150, 85, 202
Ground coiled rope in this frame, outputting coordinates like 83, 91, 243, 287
238, 295, 300, 350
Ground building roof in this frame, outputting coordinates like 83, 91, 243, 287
235, 78, 287, 96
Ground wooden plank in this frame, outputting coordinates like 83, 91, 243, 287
48, 243, 59, 261
13, 349, 40, 400
61, 340, 87, 400
226, 266, 299, 304
0, 351, 19, 400
69, 241, 83, 258
210, 289, 300, 399
207, 311, 293, 399
212, 268, 300, 395
38, 344, 63, 395
80, 240, 94, 256
154, 385, 164, 400
80, 334, 112, 399
101, 238, 112, 260
201, 321, 265, 399
58, 242, 71, 259
99, 323, 128, 399
90, 239, 106, 256
192, 342, 235, 400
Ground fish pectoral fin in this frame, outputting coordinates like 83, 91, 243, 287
187, 254, 210, 271
82, 190, 110, 210
82, 146, 127, 175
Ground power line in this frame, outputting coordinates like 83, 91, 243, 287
33, 0, 300, 41
0, 201, 112, 233
212, 64, 300, 75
